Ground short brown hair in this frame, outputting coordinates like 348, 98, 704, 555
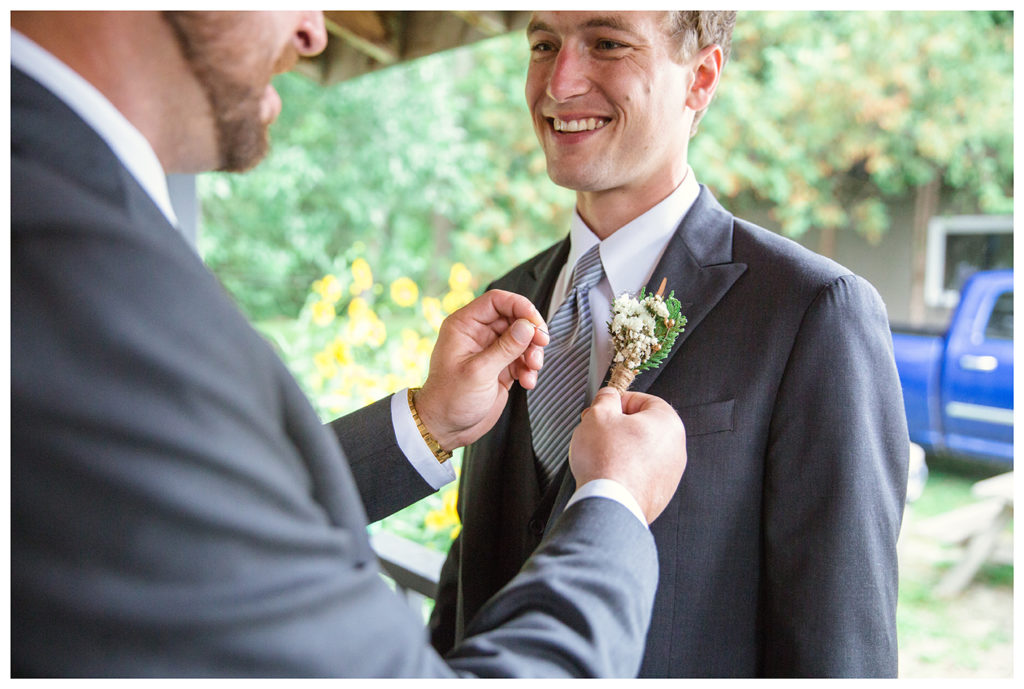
665, 11, 737, 136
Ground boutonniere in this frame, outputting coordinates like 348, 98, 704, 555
606, 278, 687, 394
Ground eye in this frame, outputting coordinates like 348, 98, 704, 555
595, 39, 628, 51
530, 40, 557, 53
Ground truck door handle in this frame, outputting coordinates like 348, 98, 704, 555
959, 354, 999, 372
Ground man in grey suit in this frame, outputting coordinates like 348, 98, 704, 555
11, 11, 690, 677
430, 10, 910, 677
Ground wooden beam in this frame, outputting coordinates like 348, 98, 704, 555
451, 10, 508, 37
294, 10, 531, 86
323, 10, 399, 66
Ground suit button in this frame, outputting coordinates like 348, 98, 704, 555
528, 518, 544, 536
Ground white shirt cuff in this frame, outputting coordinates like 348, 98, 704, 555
390, 388, 456, 490
565, 478, 648, 529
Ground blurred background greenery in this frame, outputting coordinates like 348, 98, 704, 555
193, 10, 1013, 677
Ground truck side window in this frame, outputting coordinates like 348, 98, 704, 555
984, 292, 1013, 341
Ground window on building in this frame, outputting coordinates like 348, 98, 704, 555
925, 215, 1013, 308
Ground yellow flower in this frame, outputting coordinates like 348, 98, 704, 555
345, 299, 386, 347
422, 296, 444, 332
311, 299, 336, 326
448, 262, 473, 291
443, 486, 458, 513
313, 274, 342, 303
367, 315, 387, 348
424, 488, 461, 539
384, 373, 404, 393
313, 350, 337, 380
416, 335, 434, 358
329, 337, 352, 366
398, 329, 429, 380
442, 289, 474, 315
345, 316, 371, 346
390, 277, 419, 307
350, 258, 374, 295
347, 296, 370, 319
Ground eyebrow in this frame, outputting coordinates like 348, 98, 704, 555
527, 15, 640, 37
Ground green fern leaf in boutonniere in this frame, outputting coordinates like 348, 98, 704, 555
606, 278, 687, 394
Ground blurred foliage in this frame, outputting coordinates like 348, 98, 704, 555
258, 255, 474, 548
693, 10, 1013, 242
199, 32, 573, 322
199, 11, 1012, 321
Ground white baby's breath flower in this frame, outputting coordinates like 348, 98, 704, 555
606, 285, 687, 394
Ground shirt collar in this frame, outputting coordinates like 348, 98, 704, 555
11, 29, 180, 230
568, 168, 700, 297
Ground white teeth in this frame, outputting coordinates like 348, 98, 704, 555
553, 117, 607, 132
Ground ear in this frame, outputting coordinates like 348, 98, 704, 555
685, 44, 723, 111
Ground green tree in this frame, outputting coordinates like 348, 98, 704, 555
198, 32, 572, 322
693, 11, 1012, 256
199, 12, 1012, 323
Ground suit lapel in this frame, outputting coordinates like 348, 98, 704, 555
541, 463, 576, 538
544, 189, 749, 529
625, 187, 747, 395
545, 190, 750, 529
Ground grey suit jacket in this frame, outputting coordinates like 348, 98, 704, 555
430, 185, 910, 677
10, 67, 659, 678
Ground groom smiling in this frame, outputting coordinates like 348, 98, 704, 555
430, 10, 909, 678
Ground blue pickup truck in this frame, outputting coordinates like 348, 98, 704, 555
892, 270, 1014, 466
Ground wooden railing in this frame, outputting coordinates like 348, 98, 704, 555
370, 530, 443, 613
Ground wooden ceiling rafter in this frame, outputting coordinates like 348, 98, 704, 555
322, 10, 399, 67
295, 10, 530, 86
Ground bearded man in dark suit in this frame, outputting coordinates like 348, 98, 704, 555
11, 10, 691, 677
430, 10, 910, 678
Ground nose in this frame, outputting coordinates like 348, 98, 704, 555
545, 43, 590, 102
293, 11, 327, 57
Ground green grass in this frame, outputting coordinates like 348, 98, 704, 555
896, 460, 1014, 677
910, 469, 975, 518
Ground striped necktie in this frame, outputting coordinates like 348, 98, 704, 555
528, 244, 605, 491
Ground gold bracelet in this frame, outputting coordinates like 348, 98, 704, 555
407, 387, 453, 464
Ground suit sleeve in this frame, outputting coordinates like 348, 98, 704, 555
12, 174, 659, 677
329, 396, 435, 523
762, 274, 909, 677
447, 497, 658, 678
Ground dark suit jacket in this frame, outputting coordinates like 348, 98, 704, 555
430, 185, 910, 677
10, 66, 659, 678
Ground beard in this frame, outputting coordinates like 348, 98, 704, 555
163, 11, 270, 172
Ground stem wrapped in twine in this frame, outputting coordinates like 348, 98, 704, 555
608, 364, 636, 394
606, 278, 667, 395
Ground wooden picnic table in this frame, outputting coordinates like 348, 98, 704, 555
924, 471, 1014, 597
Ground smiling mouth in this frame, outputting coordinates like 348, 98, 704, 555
551, 117, 610, 133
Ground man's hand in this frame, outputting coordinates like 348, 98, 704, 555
415, 289, 549, 451
570, 387, 687, 524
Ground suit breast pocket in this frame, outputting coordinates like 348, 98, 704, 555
678, 399, 735, 437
